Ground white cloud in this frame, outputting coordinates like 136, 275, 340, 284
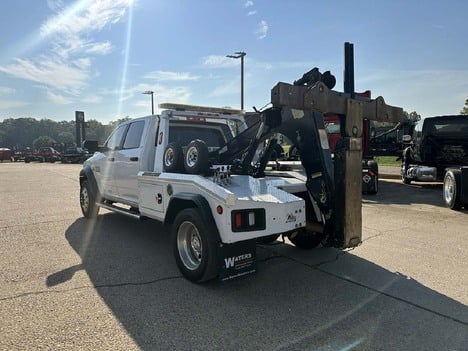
255, 20, 268, 39
47, 91, 73, 104
41, 0, 132, 39
209, 78, 239, 98
244, 1, 254, 7
0, 0, 132, 107
0, 87, 15, 95
104, 83, 192, 106
0, 57, 88, 94
73, 58, 91, 70
82, 95, 103, 104
85, 41, 112, 55
0, 99, 29, 109
359, 68, 468, 116
203, 55, 239, 68
247, 10, 257, 16
144, 71, 200, 81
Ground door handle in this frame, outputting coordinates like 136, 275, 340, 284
130, 157, 139, 162
108, 157, 115, 162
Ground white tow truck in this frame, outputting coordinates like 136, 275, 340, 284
80, 103, 310, 282
79, 44, 403, 283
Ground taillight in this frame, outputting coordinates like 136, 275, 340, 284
231, 209, 266, 232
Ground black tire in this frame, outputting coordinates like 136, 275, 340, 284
443, 170, 462, 210
25, 157, 31, 163
270, 144, 284, 160
371, 175, 379, 194
257, 234, 280, 244
365, 160, 379, 195
163, 142, 184, 173
80, 180, 99, 218
289, 226, 326, 249
184, 139, 209, 174
288, 145, 299, 160
172, 208, 219, 282
401, 148, 412, 184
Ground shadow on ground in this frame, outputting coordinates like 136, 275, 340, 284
48, 214, 468, 350
364, 179, 468, 212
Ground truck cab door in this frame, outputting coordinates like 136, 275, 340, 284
113, 120, 146, 205
94, 124, 128, 199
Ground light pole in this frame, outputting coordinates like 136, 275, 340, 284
226, 51, 246, 110
142, 90, 154, 115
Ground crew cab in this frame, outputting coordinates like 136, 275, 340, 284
401, 115, 468, 209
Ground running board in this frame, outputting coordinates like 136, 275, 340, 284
97, 202, 141, 220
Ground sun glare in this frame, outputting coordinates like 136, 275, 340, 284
116, 2, 134, 118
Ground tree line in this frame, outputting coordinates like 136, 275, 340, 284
1, 97, 466, 151
0, 117, 130, 150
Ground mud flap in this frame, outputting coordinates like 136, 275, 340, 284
218, 239, 257, 282
362, 168, 378, 194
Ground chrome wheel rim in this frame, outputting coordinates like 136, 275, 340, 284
80, 186, 89, 213
177, 221, 202, 270
164, 148, 174, 167
186, 146, 198, 168
444, 176, 454, 204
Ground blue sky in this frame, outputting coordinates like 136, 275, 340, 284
0, 0, 466, 123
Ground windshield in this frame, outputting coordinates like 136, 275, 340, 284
425, 117, 468, 137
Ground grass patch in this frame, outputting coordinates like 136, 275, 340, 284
374, 156, 401, 167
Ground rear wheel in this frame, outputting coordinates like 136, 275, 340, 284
80, 180, 99, 218
257, 234, 280, 244
289, 223, 326, 250
172, 208, 219, 282
401, 149, 412, 184
443, 170, 462, 210
365, 160, 379, 195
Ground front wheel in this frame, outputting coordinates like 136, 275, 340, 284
80, 180, 99, 218
443, 170, 462, 210
172, 208, 219, 282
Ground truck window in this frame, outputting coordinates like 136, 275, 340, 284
106, 124, 127, 150
123, 121, 145, 149
169, 125, 226, 147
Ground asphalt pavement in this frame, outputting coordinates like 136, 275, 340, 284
0, 163, 466, 350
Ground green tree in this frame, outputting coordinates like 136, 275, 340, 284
403, 111, 421, 123
33, 136, 56, 149
461, 98, 468, 115
57, 132, 75, 144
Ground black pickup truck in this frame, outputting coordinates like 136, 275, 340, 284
401, 115, 468, 209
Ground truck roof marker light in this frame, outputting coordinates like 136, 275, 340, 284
216, 205, 223, 214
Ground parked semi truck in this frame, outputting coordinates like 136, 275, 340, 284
79, 43, 403, 282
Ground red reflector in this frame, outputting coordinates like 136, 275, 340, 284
235, 213, 242, 228
216, 205, 223, 214
368, 170, 375, 176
